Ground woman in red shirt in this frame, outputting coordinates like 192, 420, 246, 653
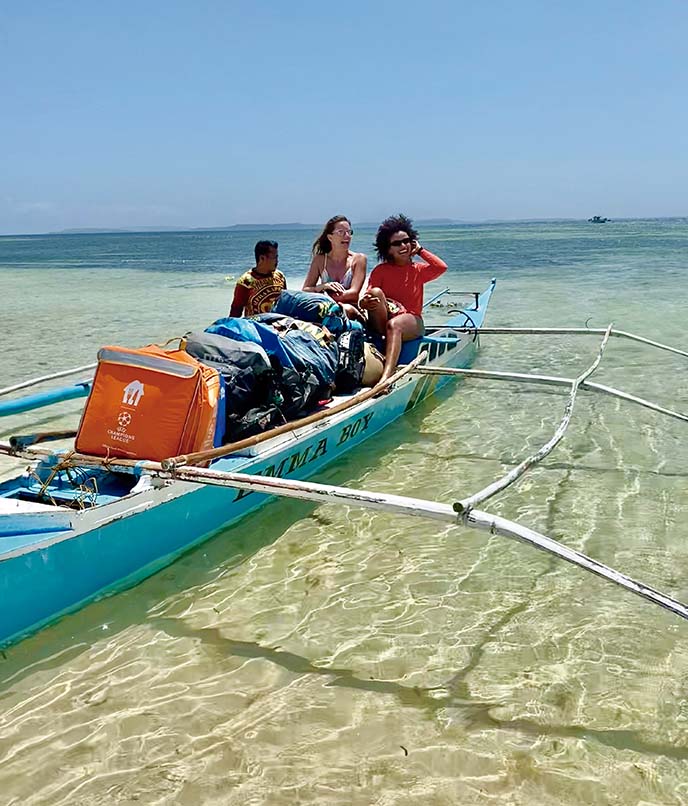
360, 214, 447, 384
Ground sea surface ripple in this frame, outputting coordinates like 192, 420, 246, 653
2, 219, 688, 804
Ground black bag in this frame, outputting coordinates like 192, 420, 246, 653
335, 328, 366, 393
227, 405, 285, 441
184, 331, 277, 419
273, 364, 322, 419
187, 327, 328, 442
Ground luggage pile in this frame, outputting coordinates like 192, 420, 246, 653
75, 290, 381, 460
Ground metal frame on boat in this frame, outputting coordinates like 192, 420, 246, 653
0, 279, 495, 648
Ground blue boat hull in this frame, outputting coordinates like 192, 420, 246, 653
0, 281, 495, 648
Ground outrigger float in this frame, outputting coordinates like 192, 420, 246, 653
2, 277, 688, 650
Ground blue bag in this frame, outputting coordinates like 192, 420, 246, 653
279, 329, 338, 391
272, 290, 350, 337
205, 317, 294, 369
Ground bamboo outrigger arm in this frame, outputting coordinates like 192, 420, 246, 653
455, 325, 613, 512
58, 460, 688, 624
2, 439, 687, 626
413, 367, 688, 425
3, 439, 684, 624
148, 464, 688, 624
451, 326, 688, 360
0, 364, 97, 398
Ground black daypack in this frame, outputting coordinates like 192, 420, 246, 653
186, 329, 323, 440
335, 328, 366, 393
184, 330, 278, 421
227, 404, 285, 441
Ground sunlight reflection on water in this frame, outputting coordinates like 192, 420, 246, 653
2, 220, 688, 804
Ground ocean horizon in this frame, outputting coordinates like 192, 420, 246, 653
2, 214, 687, 239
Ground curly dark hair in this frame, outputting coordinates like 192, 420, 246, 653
312, 215, 351, 255
374, 213, 419, 261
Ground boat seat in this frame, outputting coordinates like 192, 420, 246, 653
398, 333, 461, 364
368, 332, 462, 365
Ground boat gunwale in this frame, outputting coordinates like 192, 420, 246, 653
0, 338, 458, 560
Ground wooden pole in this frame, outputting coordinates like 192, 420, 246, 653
161, 353, 428, 470
0, 441, 143, 469
9, 431, 78, 450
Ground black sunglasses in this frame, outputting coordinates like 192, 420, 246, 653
389, 237, 412, 247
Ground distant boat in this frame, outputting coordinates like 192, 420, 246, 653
588, 216, 609, 223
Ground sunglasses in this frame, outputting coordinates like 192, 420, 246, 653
390, 237, 412, 247
333, 228, 353, 236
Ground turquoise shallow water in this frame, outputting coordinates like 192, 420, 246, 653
2, 220, 688, 804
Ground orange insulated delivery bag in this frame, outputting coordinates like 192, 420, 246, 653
75, 344, 221, 461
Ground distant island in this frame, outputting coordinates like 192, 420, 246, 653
32, 216, 688, 238
53, 218, 468, 235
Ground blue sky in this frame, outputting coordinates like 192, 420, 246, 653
2, 0, 687, 234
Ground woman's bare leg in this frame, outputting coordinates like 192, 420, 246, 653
379, 313, 424, 383
362, 287, 389, 335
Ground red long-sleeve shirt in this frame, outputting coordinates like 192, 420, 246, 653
367, 248, 447, 316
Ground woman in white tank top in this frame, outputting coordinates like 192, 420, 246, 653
302, 215, 367, 317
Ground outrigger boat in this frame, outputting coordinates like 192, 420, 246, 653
2, 277, 688, 652
0, 282, 494, 648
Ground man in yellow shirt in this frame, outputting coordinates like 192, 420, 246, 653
229, 240, 287, 317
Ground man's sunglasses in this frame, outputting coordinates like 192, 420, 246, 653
390, 237, 412, 247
